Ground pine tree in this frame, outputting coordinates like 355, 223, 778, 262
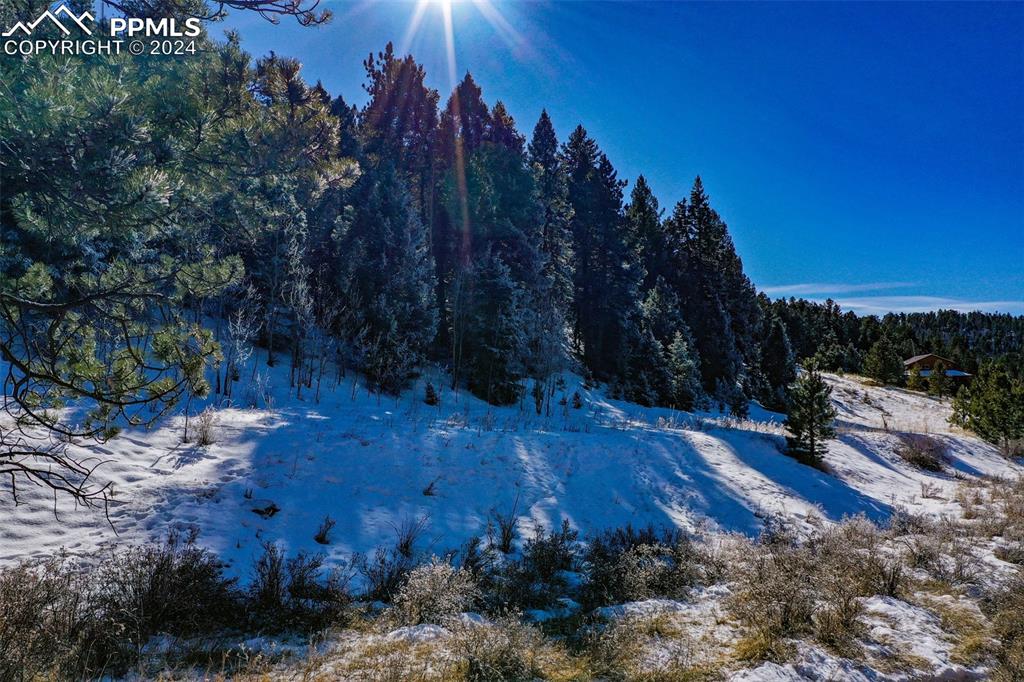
951, 363, 1024, 455
359, 43, 438, 220
811, 329, 844, 371
441, 132, 546, 402
330, 93, 362, 160
617, 320, 670, 407
784, 364, 837, 467
562, 125, 638, 381
760, 314, 796, 411
460, 252, 528, 405
624, 175, 665, 291
667, 330, 703, 411
928, 360, 951, 398
864, 335, 904, 385
0, 24, 254, 502
486, 101, 526, 154
669, 177, 757, 404
437, 73, 491, 165
528, 110, 574, 357
334, 164, 437, 393
907, 364, 926, 391
432, 72, 496, 352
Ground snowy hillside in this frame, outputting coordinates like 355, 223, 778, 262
1, 366, 1017, 576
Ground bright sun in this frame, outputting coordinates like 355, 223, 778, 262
402, 0, 525, 89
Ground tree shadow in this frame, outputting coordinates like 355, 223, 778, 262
709, 428, 892, 525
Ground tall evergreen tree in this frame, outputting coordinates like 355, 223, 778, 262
441, 135, 546, 402
624, 175, 666, 291
671, 178, 752, 407
432, 73, 495, 351
785, 365, 837, 466
528, 111, 574, 321
928, 360, 951, 398
562, 126, 638, 380
864, 335, 904, 385
486, 101, 526, 154
459, 252, 528, 405
667, 330, 704, 411
330, 93, 362, 160
760, 314, 796, 411
951, 363, 1024, 455
333, 164, 436, 393
359, 43, 438, 221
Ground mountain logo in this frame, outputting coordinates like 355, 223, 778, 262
3, 4, 94, 37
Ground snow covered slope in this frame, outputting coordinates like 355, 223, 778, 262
1, 368, 1018, 576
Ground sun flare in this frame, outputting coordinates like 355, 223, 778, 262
402, 0, 526, 88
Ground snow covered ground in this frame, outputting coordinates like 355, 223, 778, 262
1, 366, 1018, 579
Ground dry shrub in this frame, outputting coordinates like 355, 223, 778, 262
727, 534, 816, 661
894, 433, 946, 471
583, 524, 703, 609
90, 530, 241, 664
314, 514, 336, 545
249, 542, 351, 631
453, 615, 580, 682
986, 577, 1024, 681
0, 557, 92, 681
357, 545, 413, 602
492, 520, 580, 610
586, 613, 714, 681
392, 559, 479, 626
193, 406, 218, 446
809, 526, 871, 653
727, 518, 912, 661
0, 531, 243, 679
521, 519, 579, 585
901, 520, 978, 588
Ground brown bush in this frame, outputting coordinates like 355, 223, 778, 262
894, 433, 946, 471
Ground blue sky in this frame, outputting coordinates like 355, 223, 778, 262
222, 0, 1024, 315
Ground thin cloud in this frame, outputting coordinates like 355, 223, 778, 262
760, 282, 915, 297
816, 296, 1024, 316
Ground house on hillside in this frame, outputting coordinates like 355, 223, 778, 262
904, 354, 972, 385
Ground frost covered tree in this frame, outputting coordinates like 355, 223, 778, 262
667, 331, 703, 411
529, 110, 575, 301
333, 165, 436, 393
760, 314, 796, 411
784, 364, 837, 466
661, 180, 751, 406
442, 131, 546, 402
624, 175, 668, 291
359, 43, 438, 222
459, 252, 528, 405
528, 110, 574, 390
618, 279, 701, 408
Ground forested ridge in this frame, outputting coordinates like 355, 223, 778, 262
1, 0, 1020, 501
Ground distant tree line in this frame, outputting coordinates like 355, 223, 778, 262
771, 298, 1024, 377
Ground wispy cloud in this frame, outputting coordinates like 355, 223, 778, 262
814, 296, 1024, 316
760, 282, 915, 297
